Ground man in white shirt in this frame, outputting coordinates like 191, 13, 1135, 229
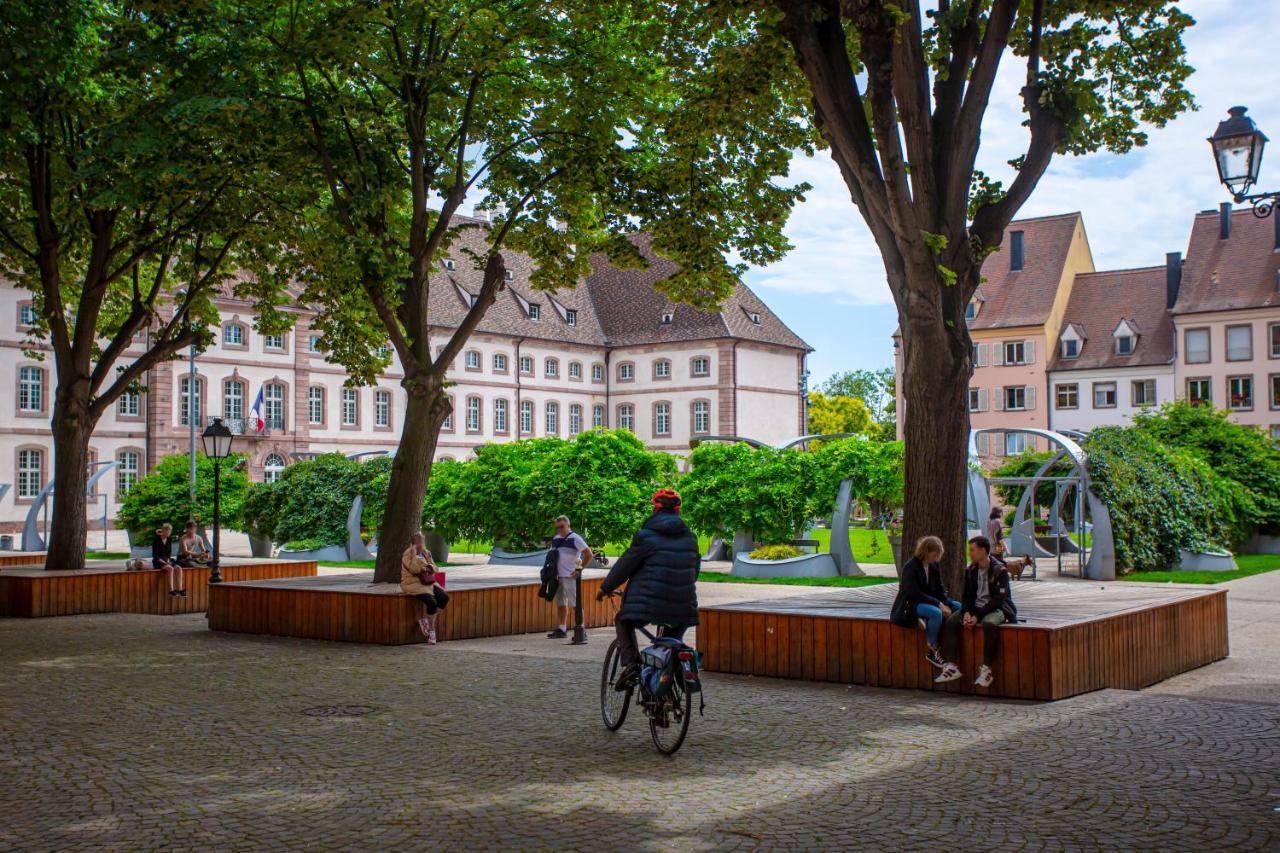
547, 515, 593, 639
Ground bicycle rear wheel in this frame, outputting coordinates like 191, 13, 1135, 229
600, 639, 631, 731
649, 678, 692, 755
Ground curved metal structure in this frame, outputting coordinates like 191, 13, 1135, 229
22, 461, 119, 552
968, 428, 1115, 581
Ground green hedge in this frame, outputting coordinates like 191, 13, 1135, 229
117, 452, 249, 535
243, 453, 392, 547
1083, 426, 1241, 571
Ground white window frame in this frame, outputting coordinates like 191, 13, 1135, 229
569, 403, 582, 435
17, 448, 43, 498
18, 366, 43, 412
545, 401, 559, 435
341, 388, 359, 426
308, 387, 325, 425
655, 402, 671, 436
1226, 324, 1253, 362
693, 400, 710, 434
1093, 382, 1117, 409
1055, 383, 1079, 410
691, 357, 710, 377
1184, 328, 1211, 364
374, 389, 391, 427
618, 404, 635, 432
116, 450, 140, 495
1187, 377, 1212, 406
593, 404, 606, 428
494, 398, 509, 433
264, 453, 286, 483
520, 400, 533, 434
1229, 375, 1254, 411
1131, 379, 1156, 407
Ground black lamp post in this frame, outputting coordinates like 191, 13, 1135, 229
201, 417, 235, 583
1209, 106, 1276, 216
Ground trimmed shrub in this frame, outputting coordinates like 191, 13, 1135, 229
748, 544, 804, 561
244, 453, 390, 547
117, 452, 249, 535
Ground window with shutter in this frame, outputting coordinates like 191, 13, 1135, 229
1024, 339, 1035, 364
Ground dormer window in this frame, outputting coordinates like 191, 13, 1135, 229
503, 270, 513, 282
566, 309, 577, 327
661, 312, 674, 325
1116, 335, 1134, 355
749, 312, 762, 325
1062, 338, 1080, 359
964, 301, 978, 321
528, 304, 541, 322
444, 259, 456, 271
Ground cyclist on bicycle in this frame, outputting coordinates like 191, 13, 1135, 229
597, 488, 700, 690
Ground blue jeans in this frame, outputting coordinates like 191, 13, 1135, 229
916, 599, 961, 647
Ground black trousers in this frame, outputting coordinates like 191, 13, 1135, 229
415, 588, 450, 615
615, 616, 687, 667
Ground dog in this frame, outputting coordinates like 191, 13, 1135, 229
1003, 554, 1036, 579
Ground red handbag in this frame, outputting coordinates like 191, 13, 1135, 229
419, 570, 446, 589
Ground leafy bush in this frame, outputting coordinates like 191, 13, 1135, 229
1134, 401, 1280, 536
748, 544, 804, 561
116, 452, 249, 535
1083, 427, 1241, 571
244, 453, 390, 547
422, 431, 674, 549
681, 442, 816, 545
808, 437, 904, 518
281, 537, 332, 552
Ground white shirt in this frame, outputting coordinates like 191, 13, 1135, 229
554, 532, 588, 578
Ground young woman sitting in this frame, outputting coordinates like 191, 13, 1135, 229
151, 523, 186, 598
401, 532, 449, 644
890, 535, 962, 679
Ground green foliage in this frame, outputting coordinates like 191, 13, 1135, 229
1083, 427, 1241, 571
1133, 401, 1280, 535
992, 451, 1076, 514
423, 430, 674, 550
681, 442, 815, 545
818, 368, 896, 440
748, 544, 804, 561
116, 453, 248, 535
808, 438, 904, 517
806, 391, 872, 441
243, 454, 390, 547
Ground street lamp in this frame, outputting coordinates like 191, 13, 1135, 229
1209, 106, 1275, 216
201, 417, 235, 584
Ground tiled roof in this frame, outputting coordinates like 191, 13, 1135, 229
969, 212, 1085, 330
583, 233, 810, 350
1173, 208, 1280, 315
1048, 266, 1174, 372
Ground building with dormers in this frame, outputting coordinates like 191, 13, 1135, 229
0, 226, 810, 532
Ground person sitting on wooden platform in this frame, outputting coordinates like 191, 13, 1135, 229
152, 523, 186, 598
890, 536, 961, 679
402, 532, 448, 644
941, 535, 1019, 688
177, 521, 210, 568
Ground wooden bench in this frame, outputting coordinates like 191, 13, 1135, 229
208, 568, 615, 645
0, 552, 46, 567
698, 582, 1228, 700
0, 559, 318, 618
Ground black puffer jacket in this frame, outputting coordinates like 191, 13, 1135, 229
601, 511, 700, 626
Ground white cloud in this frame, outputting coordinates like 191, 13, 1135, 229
746, 0, 1280, 306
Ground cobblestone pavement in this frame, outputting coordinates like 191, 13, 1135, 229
2, 600, 1277, 853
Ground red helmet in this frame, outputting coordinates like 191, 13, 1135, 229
652, 488, 682, 514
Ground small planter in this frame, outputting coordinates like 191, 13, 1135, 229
888, 535, 903, 571
247, 526, 274, 558
488, 546, 606, 568
279, 544, 350, 562
731, 551, 840, 579
1175, 549, 1237, 572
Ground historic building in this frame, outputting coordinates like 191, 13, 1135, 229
0, 226, 810, 532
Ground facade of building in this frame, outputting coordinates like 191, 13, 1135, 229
1171, 207, 1280, 437
0, 228, 810, 532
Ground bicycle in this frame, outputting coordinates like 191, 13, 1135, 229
599, 599, 702, 755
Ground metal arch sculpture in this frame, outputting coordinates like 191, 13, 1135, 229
21, 461, 119, 552
689, 432, 865, 576
968, 427, 1115, 581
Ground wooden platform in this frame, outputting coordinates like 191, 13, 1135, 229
207, 568, 613, 645
698, 583, 1228, 700
0, 552, 46, 567
0, 559, 318, 618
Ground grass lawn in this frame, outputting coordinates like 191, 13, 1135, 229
1116, 553, 1280, 584
697, 571, 894, 587
86, 551, 130, 560
316, 560, 461, 569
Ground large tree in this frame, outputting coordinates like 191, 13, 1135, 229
743, 0, 1193, 585
0, 3, 291, 571
245, 0, 812, 582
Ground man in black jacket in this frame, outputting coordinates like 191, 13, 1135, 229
597, 488, 699, 688
941, 535, 1017, 688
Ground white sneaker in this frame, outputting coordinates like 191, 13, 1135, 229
427, 630, 437, 645
934, 663, 962, 683
974, 665, 994, 687
418, 618, 431, 638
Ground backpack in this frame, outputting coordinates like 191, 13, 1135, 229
537, 548, 559, 601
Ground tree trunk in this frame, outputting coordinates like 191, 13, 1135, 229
898, 291, 973, 596
372, 389, 450, 584
44, 382, 95, 572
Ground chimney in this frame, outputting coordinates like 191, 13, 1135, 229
1010, 230, 1025, 271
1220, 202, 1232, 239
1166, 252, 1182, 309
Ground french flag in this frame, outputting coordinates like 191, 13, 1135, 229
249, 386, 265, 433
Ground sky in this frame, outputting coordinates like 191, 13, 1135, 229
742, 1, 1280, 388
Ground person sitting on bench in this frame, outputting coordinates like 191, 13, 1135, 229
177, 521, 210, 568
940, 535, 1018, 688
890, 535, 961, 677
152, 523, 186, 598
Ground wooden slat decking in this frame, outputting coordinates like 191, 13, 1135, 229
0, 553, 46, 567
698, 583, 1228, 701
207, 569, 613, 645
0, 559, 318, 618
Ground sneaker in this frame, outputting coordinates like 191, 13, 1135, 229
974, 665, 994, 688
168, 590, 178, 597
935, 663, 962, 683
178, 590, 187, 598
546, 628, 568, 639
614, 663, 639, 692
418, 618, 432, 638
924, 646, 947, 670
427, 630, 437, 645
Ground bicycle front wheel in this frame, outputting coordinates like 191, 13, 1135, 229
600, 639, 631, 731
649, 679, 692, 755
